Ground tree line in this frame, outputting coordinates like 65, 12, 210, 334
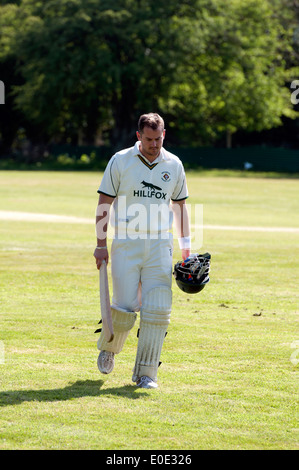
0, 0, 298, 158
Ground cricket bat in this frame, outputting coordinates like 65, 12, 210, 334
99, 260, 114, 343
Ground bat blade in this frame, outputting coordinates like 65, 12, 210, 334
99, 260, 114, 343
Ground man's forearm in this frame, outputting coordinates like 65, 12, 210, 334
172, 200, 191, 258
172, 200, 190, 238
95, 194, 114, 246
96, 213, 108, 247
94, 194, 114, 269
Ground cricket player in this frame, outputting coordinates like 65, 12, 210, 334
93, 113, 191, 389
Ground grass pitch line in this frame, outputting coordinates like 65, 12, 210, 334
200, 224, 299, 233
0, 210, 94, 224
0, 210, 298, 233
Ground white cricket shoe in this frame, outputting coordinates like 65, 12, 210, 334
97, 350, 115, 374
136, 376, 158, 389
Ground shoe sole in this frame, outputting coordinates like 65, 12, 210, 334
137, 380, 158, 389
139, 384, 158, 389
97, 354, 114, 374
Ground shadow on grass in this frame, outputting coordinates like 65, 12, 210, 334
0, 380, 148, 407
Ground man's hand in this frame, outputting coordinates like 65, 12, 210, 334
93, 247, 109, 270
181, 249, 191, 261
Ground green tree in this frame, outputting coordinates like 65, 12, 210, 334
0, 0, 298, 151
1, 0, 200, 146
160, 0, 299, 146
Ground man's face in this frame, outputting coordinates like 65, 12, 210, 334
136, 126, 165, 160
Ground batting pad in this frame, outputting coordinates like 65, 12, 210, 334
132, 286, 172, 383
97, 307, 137, 354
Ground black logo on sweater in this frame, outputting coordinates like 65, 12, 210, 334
141, 181, 162, 191
133, 181, 166, 199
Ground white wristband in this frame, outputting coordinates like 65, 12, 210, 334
96, 246, 107, 250
178, 236, 191, 250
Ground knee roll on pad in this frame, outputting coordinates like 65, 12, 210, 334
132, 286, 172, 383
97, 307, 137, 354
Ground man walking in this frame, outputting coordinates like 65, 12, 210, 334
94, 113, 191, 389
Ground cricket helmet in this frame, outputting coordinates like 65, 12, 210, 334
173, 253, 211, 294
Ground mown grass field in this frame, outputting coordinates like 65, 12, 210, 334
0, 169, 298, 450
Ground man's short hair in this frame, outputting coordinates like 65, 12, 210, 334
138, 113, 164, 133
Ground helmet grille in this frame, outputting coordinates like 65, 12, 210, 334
174, 253, 211, 289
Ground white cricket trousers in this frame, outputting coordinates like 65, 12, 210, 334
110, 235, 173, 312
